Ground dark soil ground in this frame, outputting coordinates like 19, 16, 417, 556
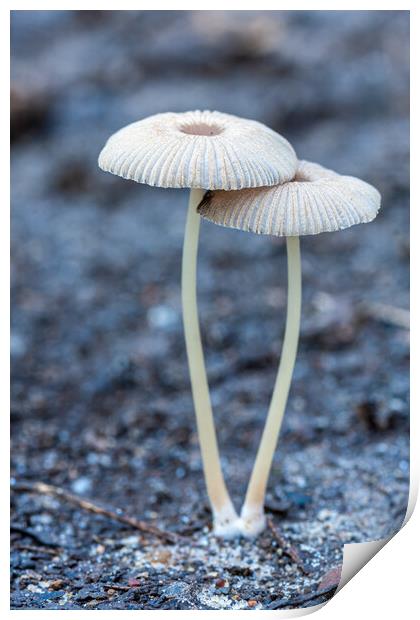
11, 10, 409, 610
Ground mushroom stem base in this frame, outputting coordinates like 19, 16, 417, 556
213, 503, 242, 539
239, 504, 267, 539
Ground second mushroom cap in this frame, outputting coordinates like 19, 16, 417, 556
198, 160, 381, 237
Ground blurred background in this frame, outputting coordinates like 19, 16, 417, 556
11, 10, 409, 611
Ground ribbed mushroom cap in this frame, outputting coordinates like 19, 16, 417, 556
98, 110, 297, 190
198, 160, 381, 237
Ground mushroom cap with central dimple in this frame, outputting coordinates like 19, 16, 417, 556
98, 110, 298, 190
198, 160, 381, 237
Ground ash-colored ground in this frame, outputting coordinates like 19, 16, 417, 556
11, 10, 409, 610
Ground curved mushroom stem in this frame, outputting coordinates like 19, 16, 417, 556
182, 188, 240, 538
240, 236, 302, 538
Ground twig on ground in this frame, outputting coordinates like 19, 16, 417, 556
13, 543, 60, 556
267, 517, 309, 575
268, 585, 337, 610
358, 302, 409, 330
104, 584, 132, 591
11, 524, 61, 548
12, 481, 178, 544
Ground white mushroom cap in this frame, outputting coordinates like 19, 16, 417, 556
98, 110, 298, 190
198, 160, 381, 236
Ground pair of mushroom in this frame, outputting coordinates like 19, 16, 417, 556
98, 110, 380, 539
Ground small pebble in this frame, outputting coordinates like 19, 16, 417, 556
49, 579, 65, 591
71, 477, 92, 495
128, 578, 141, 587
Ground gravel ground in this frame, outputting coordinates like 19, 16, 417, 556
11, 10, 409, 610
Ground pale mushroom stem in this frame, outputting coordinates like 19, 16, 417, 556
240, 236, 302, 538
182, 188, 240, 538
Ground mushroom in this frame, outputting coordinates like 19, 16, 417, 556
98, 110, 298, 538
198, 159, 381, 538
